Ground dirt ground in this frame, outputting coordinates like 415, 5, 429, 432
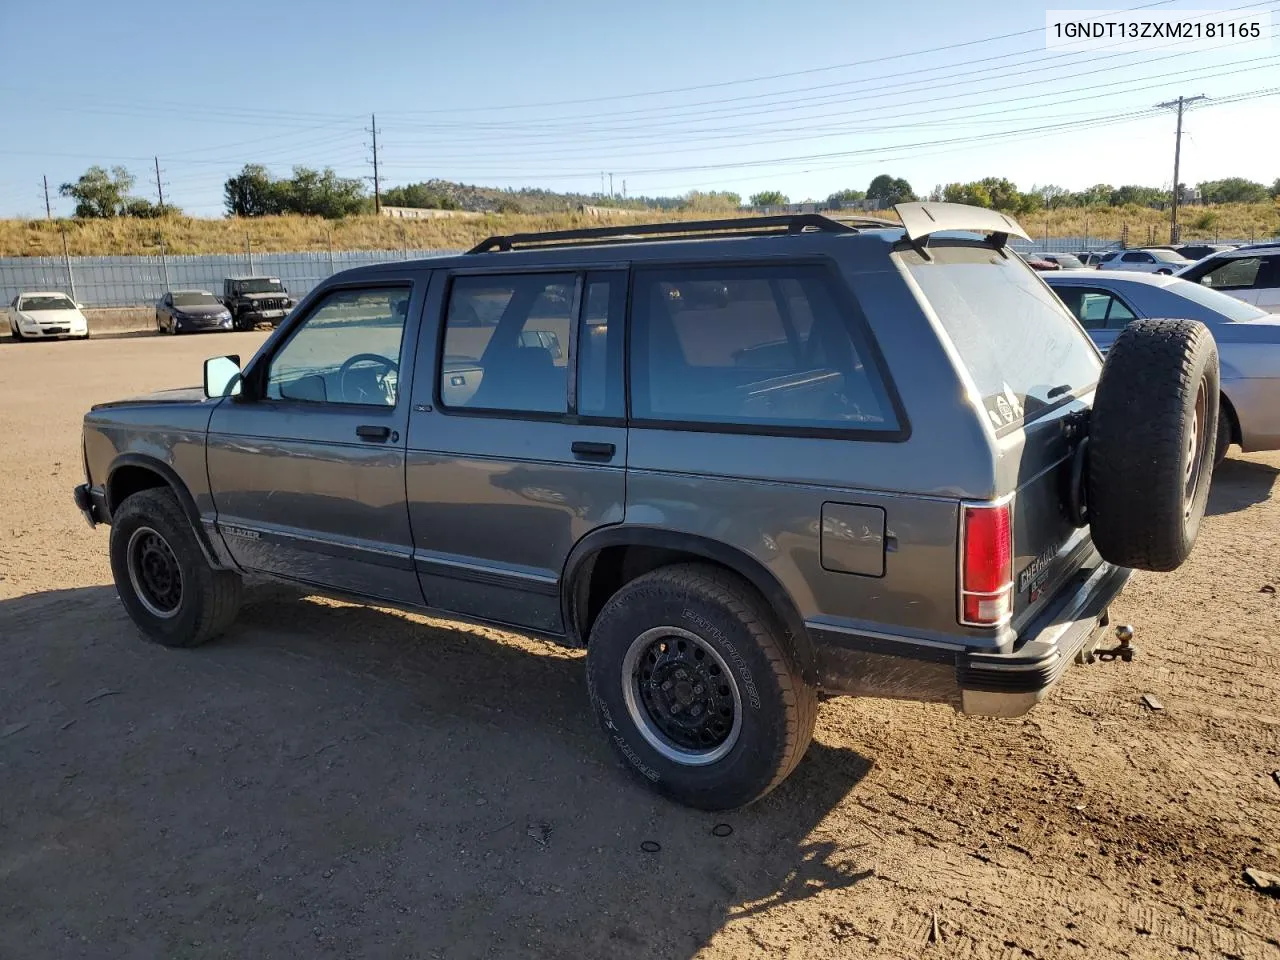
1, 331, 1277, 960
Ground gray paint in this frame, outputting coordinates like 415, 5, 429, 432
78, 218, 1133, 719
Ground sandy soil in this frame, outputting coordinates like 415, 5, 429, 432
1, 330, 1277, 959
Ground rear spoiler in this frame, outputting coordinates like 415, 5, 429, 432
893, 202, 1030, 253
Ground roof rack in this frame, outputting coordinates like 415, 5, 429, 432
468, 213, 861, 253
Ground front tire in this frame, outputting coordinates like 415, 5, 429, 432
586, 563, 816, 810
109, 488, 243, 647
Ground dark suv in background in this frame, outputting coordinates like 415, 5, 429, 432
75, 205, 1221, 810
221, 276, 294, 330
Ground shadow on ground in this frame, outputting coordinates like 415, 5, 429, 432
1, 330, 156, 346
1207, 454, 1279, 516
0, 585, 872, 959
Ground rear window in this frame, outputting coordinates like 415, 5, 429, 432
902, 243, 1101, 430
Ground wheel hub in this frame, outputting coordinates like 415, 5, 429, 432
127, 526, 183, 619
621, 626, 743, 765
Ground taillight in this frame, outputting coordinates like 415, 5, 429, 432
960, 501, 1013, 627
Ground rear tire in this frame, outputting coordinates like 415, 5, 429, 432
1088, 318, 1219, 572
586, 563, 816, 810
109, 488, 242, 647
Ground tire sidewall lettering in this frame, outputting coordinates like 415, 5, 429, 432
680, 607, 762, 710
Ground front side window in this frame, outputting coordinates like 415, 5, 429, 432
440, 274, 574, 413
1122, 251, 1153, 263
629, 264, 898, 432
265, 286, 409, 405
904, 243, 1101, 429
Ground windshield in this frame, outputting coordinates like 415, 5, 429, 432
172, 292, 220, 307
1052, 254, 1084, 268
1166, 277, 1269, 321
903, 242, 1101, 429
238, 279, 285, 294
19, 295, 74, 311
1150, 249, 1188, 263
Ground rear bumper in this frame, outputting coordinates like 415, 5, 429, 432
73, 483, 108, 528
809, 558, 1132, 717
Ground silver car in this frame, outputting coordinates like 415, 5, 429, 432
1046, 270, 1280, 461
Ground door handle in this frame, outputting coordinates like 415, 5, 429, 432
356, 424, 391, 442
571, 441, 616, 459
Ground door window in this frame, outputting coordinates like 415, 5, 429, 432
577, 273, 625, 418
440, 273, 574, 413
1199, 256, 1260, 290
629, 264, 898, 432
1055, 286, 1136, 329
265, 286, 410, 405
1121, 251, 1153, 263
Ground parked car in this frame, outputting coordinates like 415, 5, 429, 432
1174, 243, 1235, 261
1019, 253, 1061, 271
6, 291, 89, 341
222, 276, 295, 330
75, 203, 1219, 810
156, 290, 234, 335
1176, 246, 1280, 313
1037, 253, 1085, 269
1046, 270, 1279, 463
1072, 251, 1108, 268
1096, 248, 1193, 274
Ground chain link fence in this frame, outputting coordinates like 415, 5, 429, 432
0, 249, 457, 309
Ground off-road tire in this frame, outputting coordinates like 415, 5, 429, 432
1088, 318, 1219, 572
586, 563, 816, 810
109, 488, 242, 647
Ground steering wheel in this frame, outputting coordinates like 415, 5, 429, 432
338, 353, 399, 404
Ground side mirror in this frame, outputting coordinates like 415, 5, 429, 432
204, 355, 243, 399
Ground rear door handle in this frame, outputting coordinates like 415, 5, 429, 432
356, 424, 391, 442
571, 441, 616, 459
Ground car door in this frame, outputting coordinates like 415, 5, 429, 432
1251, 255, 1280, 313
206, 280, 424, 605
405, 267, 627, 633
1053, 284, 1137, 355
1119, 251, 1154, 273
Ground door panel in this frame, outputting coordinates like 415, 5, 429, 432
406, 268, 627, 633
207, 281, 424, 605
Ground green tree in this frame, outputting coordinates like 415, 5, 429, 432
866, 174, 915, 205
1270, 177, 1280, 199
59, 165, 135, 218
223, 164, 281, 217
1034, 184, 1070, 209
749, 190, 789, 207
1070, 183, 1114, 207
1196, 177, 1269, 204
1110, 185, 1165, 208
281, 167, 368, 218
382, 182, 459, 209
825, 188, 866, 207
942, 182, 992, 207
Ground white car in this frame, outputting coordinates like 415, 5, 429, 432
1095, 248, 1193, 275
1176, 242, 1280, 314
7, 291, 90, 341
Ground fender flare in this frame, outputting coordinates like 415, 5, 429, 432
561, 525, 815, 678
105, 453, 230, 569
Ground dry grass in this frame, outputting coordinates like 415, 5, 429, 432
1, 202, 1276, 257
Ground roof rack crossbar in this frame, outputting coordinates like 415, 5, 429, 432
468, 214, 857, 253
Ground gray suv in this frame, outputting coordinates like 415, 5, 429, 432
74, 204, 1220, 810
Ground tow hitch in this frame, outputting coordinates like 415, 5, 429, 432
1077, 613, 1137, 664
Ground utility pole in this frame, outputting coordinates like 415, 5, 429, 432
622, 179, 626, 200
368, 113, 382, 215
1156, 94, 1206, 243
153, 156, 166, 214
600, 171, 605, 196
609, 173, 614, 198
43, 175, 52, 219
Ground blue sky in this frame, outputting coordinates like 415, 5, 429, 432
0, 0, 1276, 218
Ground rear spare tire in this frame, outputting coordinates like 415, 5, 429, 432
1088, 318, 1218, 572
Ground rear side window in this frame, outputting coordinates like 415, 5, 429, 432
1198, 256, 1261, 290
629, 264, 899, 433
903, 243, 1101, 430
440, 273, 574, 413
